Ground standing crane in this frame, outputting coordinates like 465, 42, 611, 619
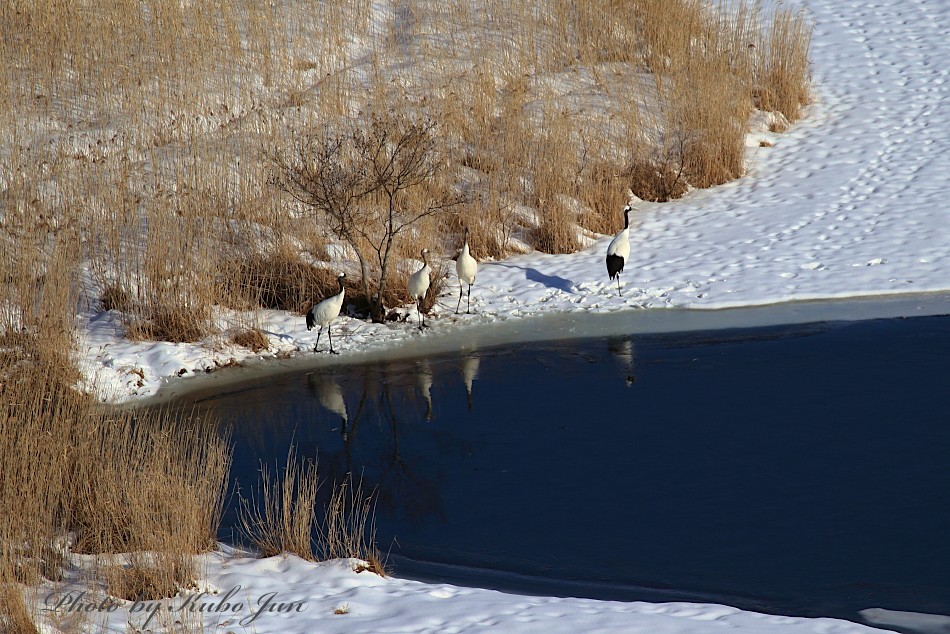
306, 273, 346, 353
407, 249, 431, 329
605, 205, 632, 296
455, 227, 478, 314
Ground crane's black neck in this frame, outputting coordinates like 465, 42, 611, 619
337, 277, 345, 293
623, 207, 630, 229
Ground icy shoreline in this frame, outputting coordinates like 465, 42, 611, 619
137, 290, 950, 406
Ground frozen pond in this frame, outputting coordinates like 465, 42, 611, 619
177, 313, 950, 628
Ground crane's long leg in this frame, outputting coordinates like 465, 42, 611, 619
329, 324, 338, 354
467, 284, 472, 314
314, 326, 323, 352
616, 274, 622, 296
456, 283, 463, 314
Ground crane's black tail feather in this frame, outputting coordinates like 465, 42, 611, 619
606, 254, 625, 280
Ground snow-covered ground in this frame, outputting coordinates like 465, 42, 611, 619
52, 0, 950, 631
34, 550, 903, 634
77, 0, 950, 405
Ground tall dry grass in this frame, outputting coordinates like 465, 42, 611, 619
0, 581, 37, 634
237, 447, 384, 573
0, 0, 811, 612
630, 0, 752, 191
2, 0, 812, 344
0, 365, 231, 595
0, 229, 230, 604
755, 4, 814, 123
238, 447, 320, 560
318, 477, 385, 574
68, 409, 231, 556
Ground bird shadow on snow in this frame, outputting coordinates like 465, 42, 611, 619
495, 263, 575, 293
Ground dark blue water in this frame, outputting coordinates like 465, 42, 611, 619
180, 315, 950, 626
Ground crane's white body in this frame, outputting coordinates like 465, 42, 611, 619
456, 243, 477, 285
407, 258, 431, 302
407, 249, 431, 328
455, 228, 478, 314
306, 273, 345, 353
606, 226, 630, 260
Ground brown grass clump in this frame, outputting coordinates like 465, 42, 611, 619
633, 0, 757, 191
523, 109, 583, 254
68, 410, 231, 556
238, 446, 320, 560
628, 158, 690, 203
100, 285, 134, 312
620, 0, 812, 198
104, 553, 194, 602
125, 307, 212, 344
106, 565, 175, 602
676, 72, 752, 189
318, 477, 385, 576
578, 162, 631, 235
0, 582, 38, 634
532, 201, 581, 254
223, 252, 340, 315
231, 328, 270, 352
106, 205, 219, 344
237, 447, 385, 573
755, 5, 814, 121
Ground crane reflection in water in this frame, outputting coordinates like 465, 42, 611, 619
185, 336, 638, 537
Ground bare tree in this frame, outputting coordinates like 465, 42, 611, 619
271, 113, 463, 321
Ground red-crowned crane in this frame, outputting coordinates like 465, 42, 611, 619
455, 227, 478, 314
408, 249, 431, 329
605, 205, 632, 295
306, 272, 345, 353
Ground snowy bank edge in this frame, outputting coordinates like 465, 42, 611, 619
133, 291, 950, 407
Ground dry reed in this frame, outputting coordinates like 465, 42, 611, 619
755, 5, 814, 122
1, 0, 813, 606
231, 328, 270, 353
318, 477, 386, 576
2, 1, 812, 348
0, 233, 230, 621
238, 447, 320, 561
0, 582, 38, 634
103, 552, 193, 602
237, 447, 384, 573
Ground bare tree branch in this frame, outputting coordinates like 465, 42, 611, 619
269, 113, 464, 322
